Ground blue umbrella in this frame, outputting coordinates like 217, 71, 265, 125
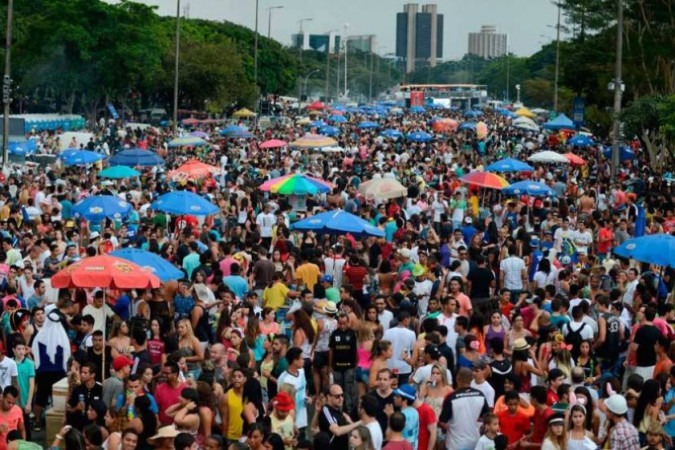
319, 126, 340, 137
98, 166, 141, 179
219, 125, 245, 136
109, 149, 164, 167
59, 149, 104, 166
502, 181, 555, 197
8, 140, 37, 156
428, 103, 445, 110
227, 129, 254, 139
332, 105, 347, 112
410, 105, 426, 114
568, 135, 595, 147
407, 131, 432, 143
380, 129, 403, 139
329, 115, 347, 123
291, 209, 385, 238
358, 121, 379, 129
603, 145, 635, 161
458, 122, 477, 131
110, 248, 184, 282
614, 234, 675, 268
486, 158, 534, 173
310, 120, 327, 128
72, 195, 132, 222
190, 131, 210, 139
151, 191, 218, 216
464, 110, 483, 118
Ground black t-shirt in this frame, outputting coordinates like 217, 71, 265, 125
634, 324, 661, 367
368, 388, 395, 434
67, 381, 103, 431
467, 267, 495, 299
329, 329, 357, 370
488, 358, 512, 400
86, 347, 112, 383
369, 243, 382, 269
318, 404, 349, 450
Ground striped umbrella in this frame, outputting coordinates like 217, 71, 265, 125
290, 134, 338, 148
460, 172, 510, 190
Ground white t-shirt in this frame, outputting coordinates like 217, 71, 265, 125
323, 257, 346, 288
533, 269, 558, 288
573, 230, 593, 255
82, 304, 116, 333
562, 321, 594, 341
378, 310, 394, 331
500, 257, 526, 290
0, 357, 18, 389
256, 212, 275, 238
366, 420, 383, 450
382, 326, 417, 374
277, 369, 308, 428
475, 434, 497, 450
470, 380, 495, 407
412, 363, 453, 386
431, 200, 446, 222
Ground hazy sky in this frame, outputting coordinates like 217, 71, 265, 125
110, 0, 560, 59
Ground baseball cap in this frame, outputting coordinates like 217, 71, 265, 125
89, 231, 100, 240
394, 384, 417, 402
605, 394, 628, 415
320, 275, 334, 284
112, 356, 134, 371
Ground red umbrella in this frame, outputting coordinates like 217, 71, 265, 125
51, 255, 161, 289
259, 139, 288, 149
306, 101, 325, 110
562, 153, 586, 165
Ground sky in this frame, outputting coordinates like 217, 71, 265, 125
106, 0, 560, 59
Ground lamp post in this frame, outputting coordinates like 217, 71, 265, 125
172, 0, 180, 136
325, 29, 339, 103
303, 69, 321, 98
343, 23, 350, 98
553, 1, 561, 114
297, 18, 313, 101
2, 0, 13, 164
254, 0, 260, 119
611, 0, 624, 180
267, 6, 283, 39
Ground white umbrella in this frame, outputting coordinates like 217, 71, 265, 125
512, 116, 537, 127
528, 150, 570, 164
358, 178, 407, 200
514, 122, 540, 132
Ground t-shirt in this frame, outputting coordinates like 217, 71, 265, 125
496, 409, 531, 446
366, 420, 384, 450
467, 267, 494, 299
0, 405, 23, 450
439, 387, 490, 450
416, 402, 437, 450
155, 381, 187, 425
383, 441, 413, 450
382, 326, 417, 374
470, 380, 495, 407
318, 405, 349, 450
277, 369, 308, 428
474, 434, 497, 450
368, 389, 395, 434
296, 263, 321, 291
263, 282, 289, 310
531, 407, 554, 444
329, 329, 358, 370
14, 358, 35, 409
401, 406, 420, 450
0, 357, 18, 390
634, 324, 661, 367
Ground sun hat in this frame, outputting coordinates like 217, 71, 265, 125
148, 425, 179, 443
322, 301, 338, 315
412, 263, 426, 277
273, 391, 295, 412
513, 338, 530, 352
605, 394, 628, 415
398, 248, 411, 259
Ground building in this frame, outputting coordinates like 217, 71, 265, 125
468, 25, 507, 59
347, 35, 377, 53
395, 3, 443, 73
292, 31, 341, 53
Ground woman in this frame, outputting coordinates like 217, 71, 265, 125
263, 433, 286, 450
103, 428, 139, 450
512, 338, 544, 400
376, 259, 396, 296
108, 321, 133, 358
483, 311, 507, 357
271, 250, 284, 273
573, 387, 600, 439
177, 319, 205, 380
196, 381, 215, 445
576, 340, 600, 385
504, 313, 532, 357
166, 387, 200, 437
246, 424, 265, 450
349, 425, 376, 450
147, 318, 167, 366
542, 414, 567, 450
368, 340, 393, 389
259, 307, 279, 338
566, 404, 595, 450
533, 258, 558, 290
633, 379, 664, 446
127, 395, 157, 450
468, 314, 487, 355
160, 242, 176, 263
291, 309, 316, 381
363, 305, 383, 340
418, 363, 454, 428
548, 334, 575, 383
340, 299, 362, 330
226, 329, 255, 366
355, 323, 374, 398
457, 335, 482, 369
245, 315, 266, 367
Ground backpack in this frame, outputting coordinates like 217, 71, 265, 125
565, 322, 587, 359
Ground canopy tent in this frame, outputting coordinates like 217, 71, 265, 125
232, 108, 256, 118
290, 134, 338, 148
544, 113, 575, 130
514, 107, 536, 118
528, 150, 570, 164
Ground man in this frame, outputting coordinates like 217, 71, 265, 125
368, 368, 395, 435
256, 204, 275, 249
316, 275, 340, 303
155, 362, 187, 426
265, 335, 289, 400
382, 311, 416, 386
563, 305, 594, 359
102, 356, 133, 412
630, 306, 662, 381
466, 256, 495, 316
328, 313, 357, 415
448, 278, 472, 318
250, 246, 276, 295
499, 244, 528, 299
374, 296, 393, 331
522, 385, 553, 448
437, 297, 459, 362
209, 343, 229, 385
181, 242, 201, 279
115, 374, 158, 415
470, 359, 495, 408
263, 272, 300, 310
382, 412, 410, 450
223, 263, 249, 300
86, 330, 112, 383
412, 389, 436, 450
496, 391, 531, 447
359, 395, 383, 450
277, 347, 309, 432
295, 255, 321, 292
77, 315, 95, 351
82, 290, 116, 333
605, 394, 640, 450
11, 339, 33, 441
0, 386, 24, 449
553, 217, 574, 252
313, 302, 337, 397
319, 383, 363, 450
66, 362, 102, 431
438, 367, 490, 450
221, 367, 246, 443
25, 281, 46, 311
392, 384, 420, 450
0, 342, 18, 392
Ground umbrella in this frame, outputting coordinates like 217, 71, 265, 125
290, 134, 337, 148
614, 234, 675, 268
58, 149, 104, 166
232, 108, 256, 118
51, 255, 160, 289
310, 120, 327, 128
567, 135, 595, 147
603, 145, 635, 161
544, 113, 575, 130
512, 116, 537, 127
72, 195, 132, 222
259, 174, 332, 195
515, 107, 536, 118
109, 149, 164, 167
189, 131, 209, 139
319, 126, 340, 137
168, 159, 221, 180
151, 191, 219, 216
528, 151, 570, 164
562, 153, 586, 165
306, 101, 326, 110
168, 136, 207, 148
259, 139, 288, 149
291, 209, 385, 238
431, 119, 459, 133
358, 121, 379, 129
358, 178, 407, 200
220, 125, 245, 136
486, 158, 534, 173
502, 181, 556, 197
464, 110, 483, 118
410, 105, 426, 113
8, 141, 37, 156
98, 166, 141, 179
531, 108, 549, 114
329, 115, 347, 123
380, 129, 403, 139
407, 131, 432, 143
460, 172, 509, 190
110, 249, 184, 282
458, 122, 476, 131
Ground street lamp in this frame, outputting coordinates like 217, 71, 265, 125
254, 0, 260, 118
325, 29, 339, 103
304, 69, 321, 98
610, 0, 624, 180
267, 6, 283, 39
553, 1, 562, 114
297, 18, 313, 100
343, 23, 350, 98
172, 0, 181, 136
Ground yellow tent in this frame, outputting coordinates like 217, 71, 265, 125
232, 108, 257, 118
515, 107, 536, 119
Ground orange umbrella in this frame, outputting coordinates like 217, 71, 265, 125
432, 119, 459, 133
168, 159, 221, 180
51, 255, 160, 289
563, 153, 586, 165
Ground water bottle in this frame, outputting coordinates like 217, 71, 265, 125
79, 394, 85, 414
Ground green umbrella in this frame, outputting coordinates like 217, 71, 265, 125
98, 166, 141, 179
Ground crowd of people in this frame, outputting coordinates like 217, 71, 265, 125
0, 103, 671, 450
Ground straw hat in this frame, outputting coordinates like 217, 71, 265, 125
513, 338, 530, 352
148, 425, 179, 443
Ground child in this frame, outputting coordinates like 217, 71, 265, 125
496, 390, 531, 447
475, 413, 500, 450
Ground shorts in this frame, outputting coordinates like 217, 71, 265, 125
355, 367, 369, 384
313, 351, 329, 370
35, 370, 66, 407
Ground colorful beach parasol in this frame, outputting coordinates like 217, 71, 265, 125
51, 255, 161, 290
259, 139, 288, 149
290, 134, 338, 148
460, 172, 510, 190
259, 174, 332, 195
168, 159, 221, 180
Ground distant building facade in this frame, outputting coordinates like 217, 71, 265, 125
396, 3, 443, 73
468, 25, 507, 59
292, 31, 341, 53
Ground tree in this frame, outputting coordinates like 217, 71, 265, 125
621, 95, 675, 172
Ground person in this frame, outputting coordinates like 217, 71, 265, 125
102, 355, 133, 411
382, 412, 413, 450
358, 395, 383, 450
382, 311, 416, 386
329, 313, 357, 414
0, 386, 24, 450
474, 413, 500, 450
541, 413, 566, 450
604, 394, 640, 450
496, 390, 531, 447
391, 384, 419, 450
10, 339, 32, 441
318, 383, 363, 450
566, 404, 596, 450
438, 367, 490, 450
147, 425, 179, 450
523, 385, 554, 448
155, 362, 188, 426
277, 347, 310, 432
267, 393, 295, 450
221, 367, 246, 443
349, 426, 376, 450
411, 389, 436, 450
67, 362, 102, 431
368, 368, 395, 436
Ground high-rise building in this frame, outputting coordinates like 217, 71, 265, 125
292, 31, 341, 53
396, 3, 443, 73
347, 35, 377, 53
468, 25, 507, 59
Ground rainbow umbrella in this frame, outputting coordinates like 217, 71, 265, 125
460, 172, 510, 190
290, 134, 337, 148
259, 174, 332, 195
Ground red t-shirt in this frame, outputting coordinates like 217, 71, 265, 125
496, 409, 531, 447
598, 227, 613, 254
383, 441, 413, 450
155, 381, 188, 425
531, 407, 554, 444
344, 265, 369, 290
147, 338, 165, 365
546, 389, 559, 406
416, 402, 437, 450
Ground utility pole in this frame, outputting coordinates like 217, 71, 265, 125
553, 1, 561, 114
325, 29, 338, 103
253, 0, 259, 120
611, 0, 624, 180
297, 18, 313, 101
343, 23, 349, 99
368, 52, 374, 102
172, 0, 180, 136
267, 6, 283, 39
505, 51, 510, 102
2, 0, 13, 165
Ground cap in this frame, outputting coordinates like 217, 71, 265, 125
112, 355, 134, 371
320, 274, 334, 284
322, 301, 338, 315
398, 248, 411, 259
605, 394, 628, 415
273, 391, 295, 412
89, 231, 100, 240
530, 236, 540, 248
412, 263, 426, 277
548, 413, 565, 426
393, 384, 417, 402
424, 344, 441, 360
513, 338, 530, 352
